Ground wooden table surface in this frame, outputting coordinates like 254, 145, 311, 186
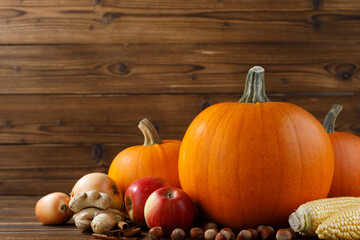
0, 196, 95, 240
0, 195, 321, 240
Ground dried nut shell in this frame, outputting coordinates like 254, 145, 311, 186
190, 227, 204, 240
171, 228, 187, 240
149, 227, 164, 239
260, 226, 275, 240
205, 229, 218, 240
276, 228, 295, 240
237, 230, 252, 240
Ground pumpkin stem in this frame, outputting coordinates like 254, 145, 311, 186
138, 118, 162, 146
239, 66, 270, 103
323, 104, 343, 133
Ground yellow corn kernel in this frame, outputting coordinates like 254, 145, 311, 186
288, 197, 360, 236
316, 205, 360, 240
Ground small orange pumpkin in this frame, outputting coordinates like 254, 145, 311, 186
324, 104, 360, 197
178, 66, 334, 229
108, 118, 181, 193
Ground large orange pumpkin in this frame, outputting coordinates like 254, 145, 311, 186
178, 66, 334, 229
108, 118, 181, 193
324, 104, 360, 197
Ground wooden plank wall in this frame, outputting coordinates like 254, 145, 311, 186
0, 0, 359, 196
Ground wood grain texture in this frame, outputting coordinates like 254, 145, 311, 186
0, 94, 358, 146
0, 0, 359, 203
0, 0, 359, 11
0, 43, 359, 94
0, 196, 320, 239
0, 1, 360, 44
0, 196, 102, 239
0, 144, 120, 195
0, 94, 359, 195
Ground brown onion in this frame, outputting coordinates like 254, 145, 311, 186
71, 172, 123, 210
35, 192, 73, 225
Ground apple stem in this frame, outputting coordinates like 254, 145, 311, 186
166, 192, 174, 198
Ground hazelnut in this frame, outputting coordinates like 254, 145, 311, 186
144, 234, 158, 240
276, 229, 295, 240
204, 229, 218, 240
237, 230, 252, 240
287, 228, 297, 239
220, 228, 235, 240
256, 225, 264, 236
171, 228, 187, 240
190, 227, 204, 240
260, 226, 275, 240
149, 227, 164, 239
203, 222, 218, 231
215, 232, 228, 240
247, 229, 257, 240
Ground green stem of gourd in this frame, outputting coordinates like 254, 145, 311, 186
239, 66, 270, 103
323, 104, 343, 133
138, 118, 162, 146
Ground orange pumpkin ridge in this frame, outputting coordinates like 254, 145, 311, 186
108, 118, 181, 194
324, 104, 360, 197
178, 66, 334, 230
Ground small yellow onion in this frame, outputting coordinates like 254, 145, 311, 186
35, 192, 73, 225
71, 172, 124, 211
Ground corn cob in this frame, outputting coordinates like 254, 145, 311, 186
316, 205, 360, 240
288, 197, 360, 236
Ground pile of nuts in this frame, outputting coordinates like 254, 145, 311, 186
145, 222, 298, 240
91, 219, 299, 240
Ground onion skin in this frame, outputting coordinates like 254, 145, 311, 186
35, 192, 73, 225
71, 172, 124, 211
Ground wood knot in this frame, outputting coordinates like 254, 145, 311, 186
92, 144, 104, 161
102, 13, 112, 24
340, 72, 351, 80
117, 63, 128, 73
223, 21, 229, 26
108, 63, 130, 75
102, 12, 123, 24
335, 64, 356, 81
3, 9, 26, 19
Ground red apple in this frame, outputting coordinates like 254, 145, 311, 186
125, 176, 170, 227
144, 187, 195, 236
